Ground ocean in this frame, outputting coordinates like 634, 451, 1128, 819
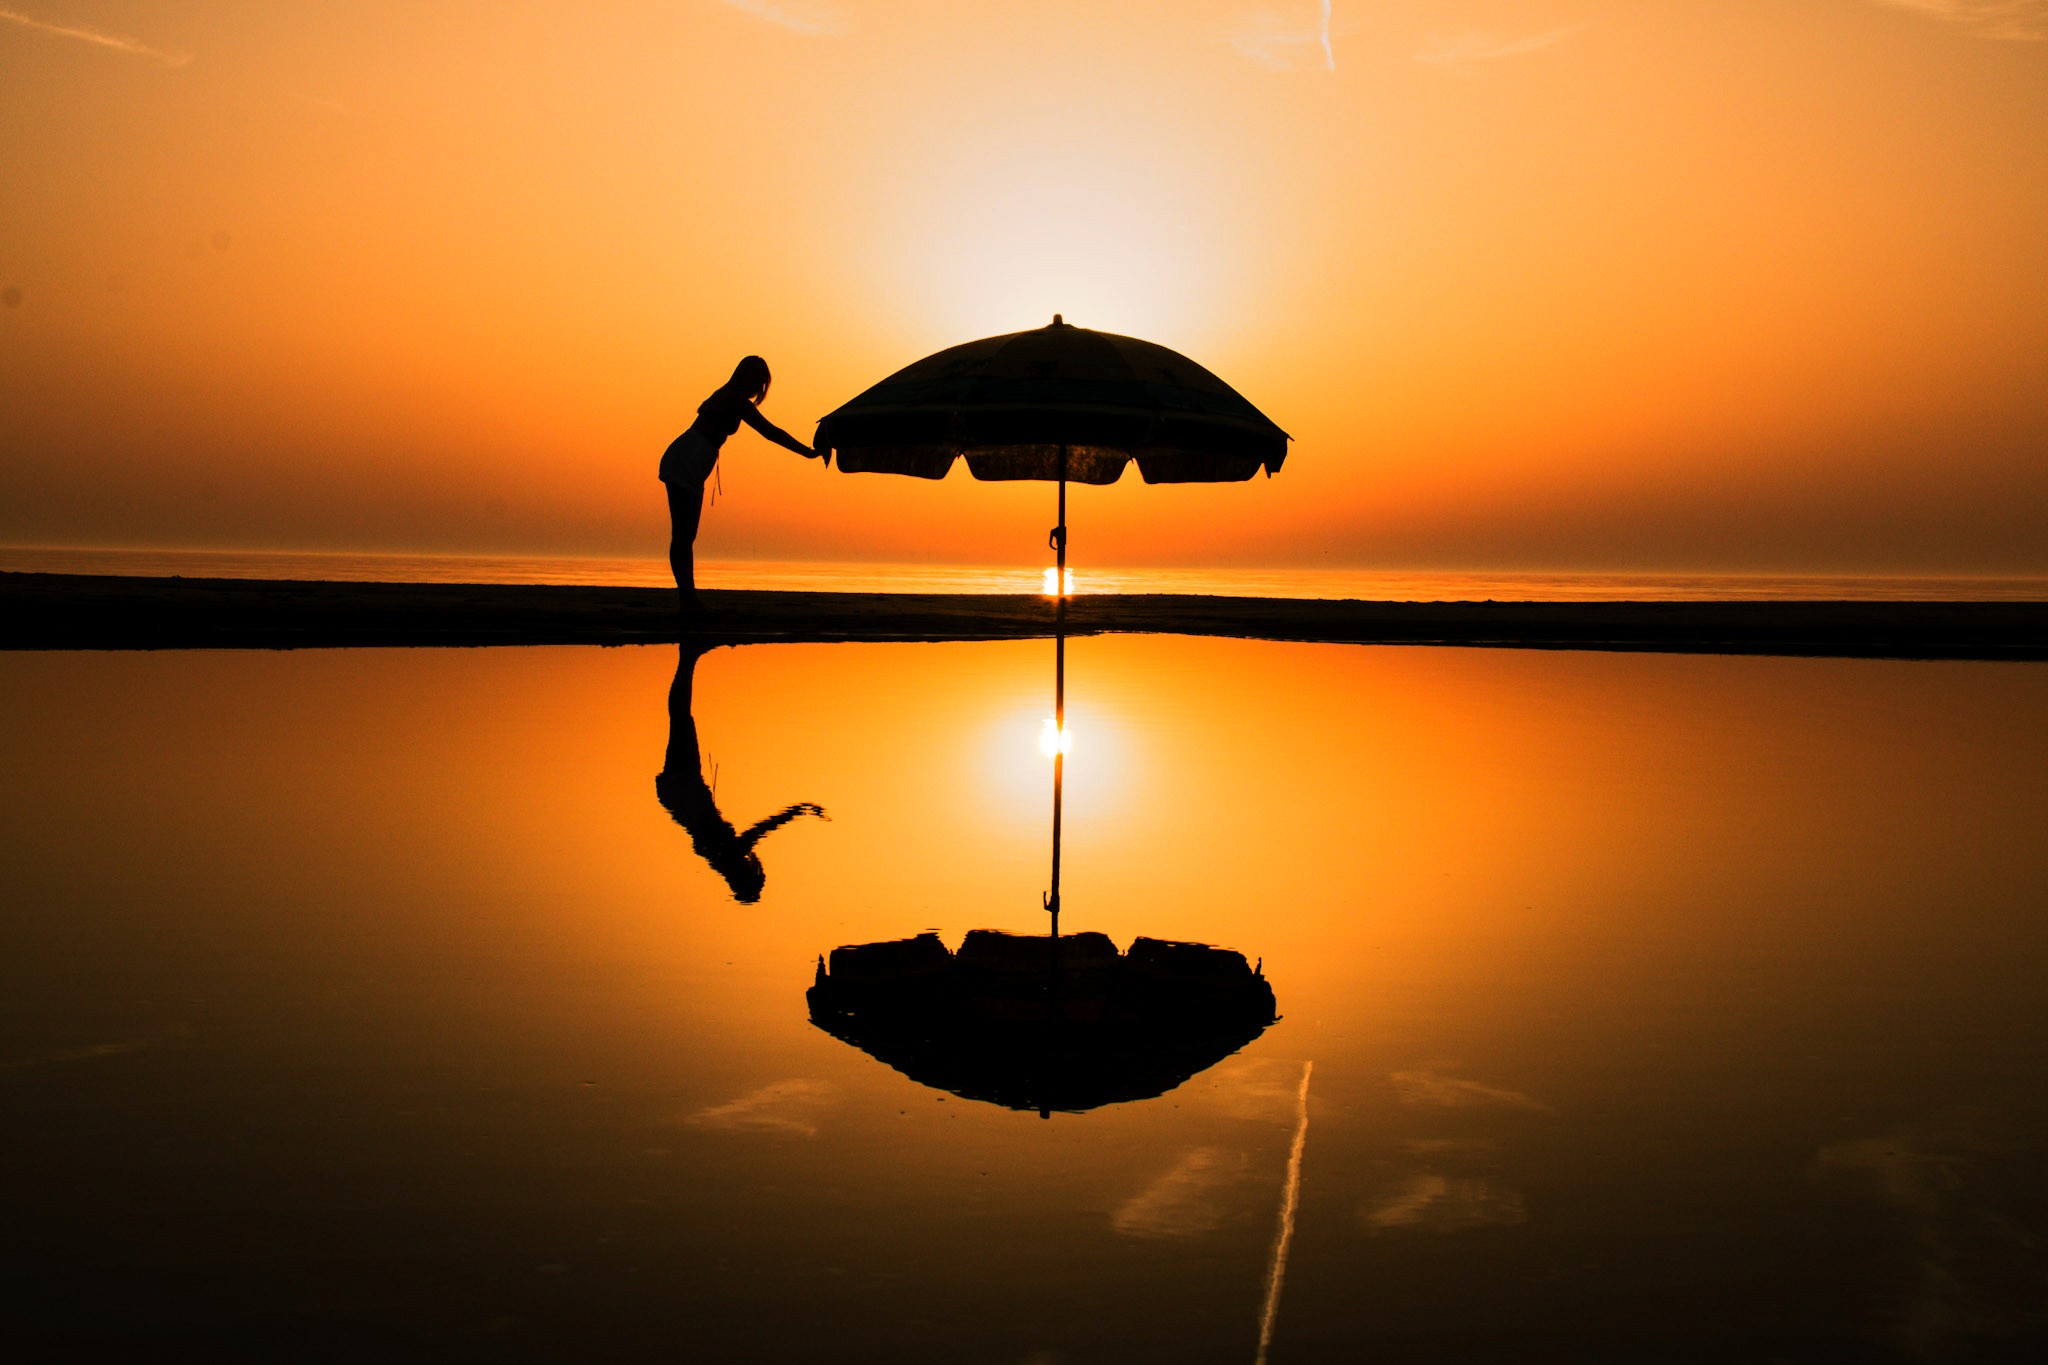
3, 544, 2045, 601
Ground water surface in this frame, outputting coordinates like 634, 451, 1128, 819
3, 639, 2045, 1361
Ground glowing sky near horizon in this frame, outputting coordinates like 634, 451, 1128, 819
2, 0, 2046, 573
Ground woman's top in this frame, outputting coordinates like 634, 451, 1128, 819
688, 387, 752, 447
660, 386, 753, 484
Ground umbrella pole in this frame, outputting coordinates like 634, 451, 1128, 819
1047, 446, 1068, 937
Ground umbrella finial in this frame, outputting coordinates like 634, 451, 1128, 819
1051, 313, 1063, 327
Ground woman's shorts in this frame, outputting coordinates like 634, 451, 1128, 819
659, 432, 718, 485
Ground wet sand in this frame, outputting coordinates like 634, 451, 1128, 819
3, 570, 2044, 658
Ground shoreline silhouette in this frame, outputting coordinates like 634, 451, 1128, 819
6, 571, 2046, 659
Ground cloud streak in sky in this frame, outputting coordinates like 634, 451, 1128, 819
1873, 0, 2048, 39
1232, 2, 1336, 71
0, 5, 191, 66
718, 0, 847, 37
1416, 25, 1582, 65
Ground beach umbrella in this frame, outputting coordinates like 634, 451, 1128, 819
813, 317, 1289, 927
807, 929, 1278, 1117
812, 315, 1288, 490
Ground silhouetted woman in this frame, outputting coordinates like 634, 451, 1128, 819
661, 356, 822, 610
656, 642, 827, 903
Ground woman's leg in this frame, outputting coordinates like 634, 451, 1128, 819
667, 479, 705, 608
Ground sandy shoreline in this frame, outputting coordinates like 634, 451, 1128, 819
3, 571, 2045, 659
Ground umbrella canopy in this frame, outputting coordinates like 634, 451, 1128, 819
812, 316, 1288, 485
807, 929, 1279, 1115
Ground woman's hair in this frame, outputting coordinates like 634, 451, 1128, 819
727, 355, 771, 403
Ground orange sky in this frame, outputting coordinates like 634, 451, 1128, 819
3, 0, 2045, 574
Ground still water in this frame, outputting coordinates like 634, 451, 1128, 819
3, 638, 2046, 1361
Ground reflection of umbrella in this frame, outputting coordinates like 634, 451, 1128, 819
807, 929, 1278, 1117
813, 317, 1289, 927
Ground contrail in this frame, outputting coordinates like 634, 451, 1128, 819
717, 0, 845, 37
1255, 1060, 1313, 1365
0, 6, 192, 66
1319, 1, 1335, 71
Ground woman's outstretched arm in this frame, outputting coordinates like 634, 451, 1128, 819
741, 404, 821, 458
735, 802, 828, 852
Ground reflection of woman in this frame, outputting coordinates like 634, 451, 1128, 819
655, 643, 826, 904
661, 356, 822, 612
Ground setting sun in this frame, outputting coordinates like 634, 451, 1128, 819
894, 134, 1226, 344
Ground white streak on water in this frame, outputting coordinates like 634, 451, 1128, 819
0, 1039, 152, 1071
1255, 1060, 1313, 1365
0, 1024, 190, 1072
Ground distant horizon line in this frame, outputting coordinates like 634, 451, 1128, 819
5, 541, 2047, 583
